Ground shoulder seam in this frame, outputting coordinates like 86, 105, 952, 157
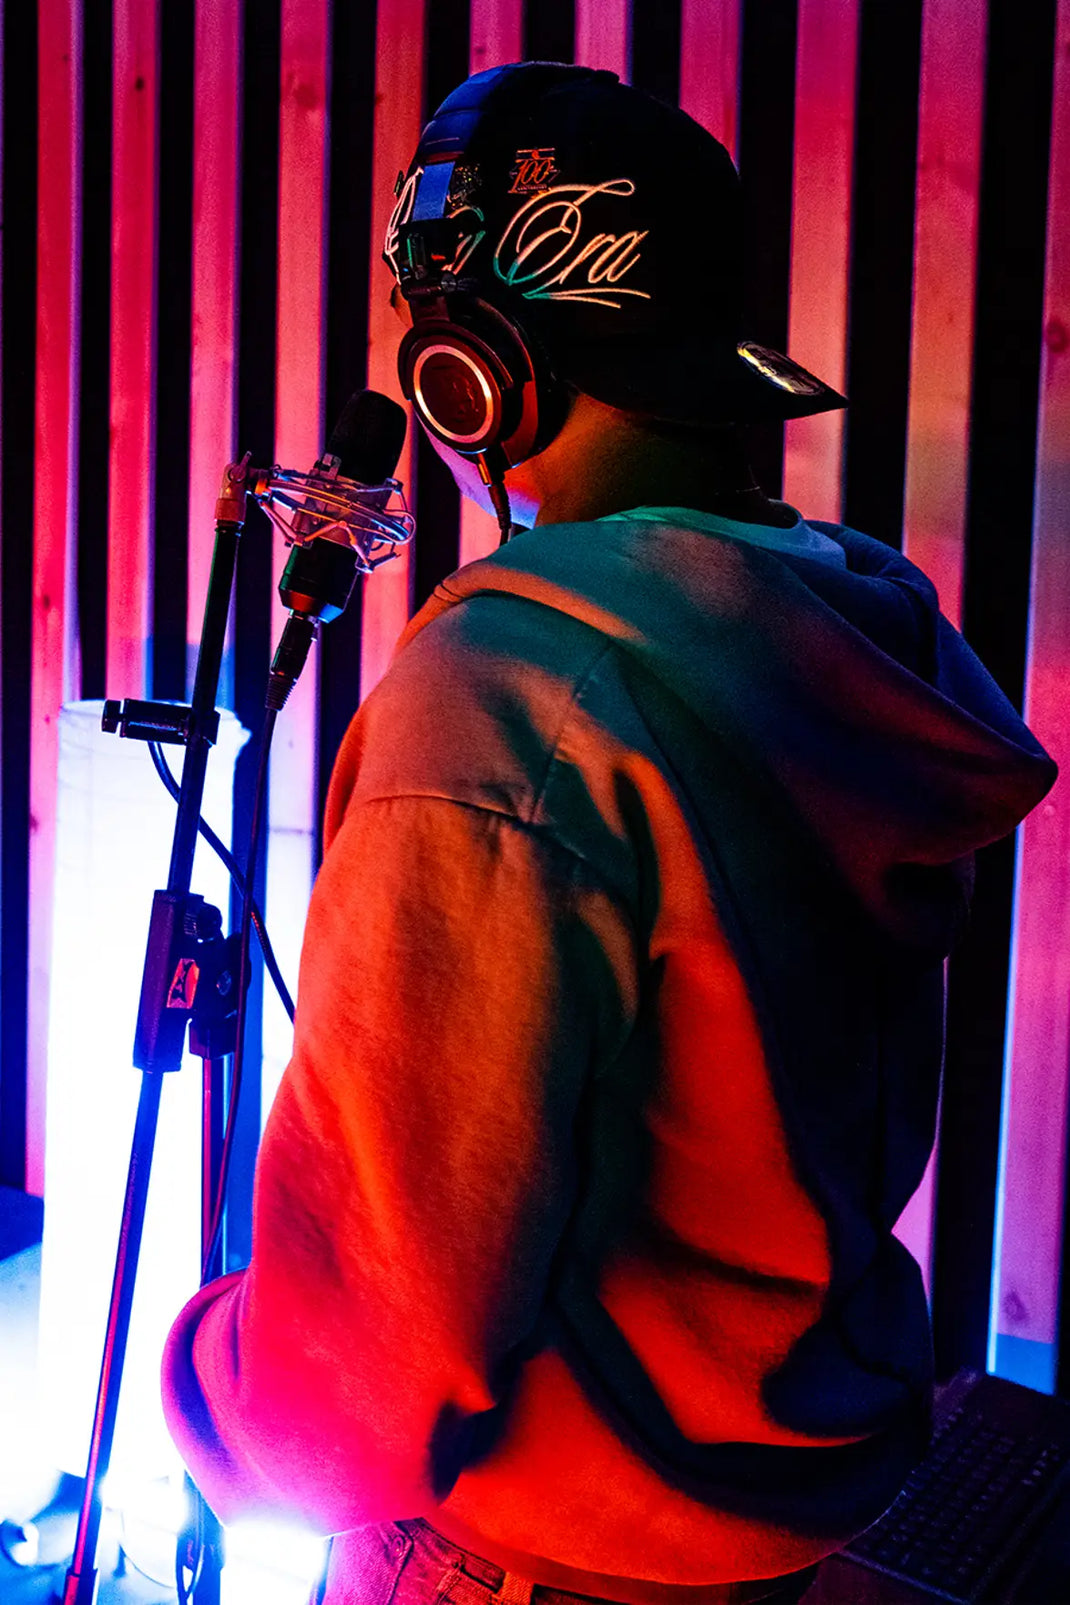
401, 588, 617, 830
336, 788, 622, 895
528, 639, 619, 823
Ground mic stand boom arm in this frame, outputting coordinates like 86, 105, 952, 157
62, 455, 253, 1605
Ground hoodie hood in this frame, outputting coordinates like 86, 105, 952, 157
402, 512, 1056, 951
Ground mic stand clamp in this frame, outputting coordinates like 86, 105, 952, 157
132, 892, 230, 1073
101, 697, 221, 749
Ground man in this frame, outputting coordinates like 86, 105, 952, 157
163, 66, 1056, 1605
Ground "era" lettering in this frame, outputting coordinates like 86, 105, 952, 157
493, 180, 651, 310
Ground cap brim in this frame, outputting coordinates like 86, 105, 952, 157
545, 334, 846, 427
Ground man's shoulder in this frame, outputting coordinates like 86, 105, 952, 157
345, 583, 617, 820
404, 573, 612, 675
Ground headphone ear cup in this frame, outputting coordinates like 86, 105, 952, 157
398, 326, 512, 453
398, 301, 564, 469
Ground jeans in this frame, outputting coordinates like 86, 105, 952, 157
313, 1518, 819, 1605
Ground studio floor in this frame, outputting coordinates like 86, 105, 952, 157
0, 1238, 174, 1603
0, 1208, 331, 1605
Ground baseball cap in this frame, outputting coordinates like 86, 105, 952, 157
385, 64, 845, 429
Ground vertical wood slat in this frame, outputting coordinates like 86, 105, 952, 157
264, 0, 331, 1112
989, 0, 1070, 1393
187, 0, 241, 693
678, 0, 741, 159
469, 0, 523, 72
360, 0, 427, 696
0, 0, 5, 1180
894, 1, 985, 1303
2, 6, 41, 1193
781, 0, 858, 523
902, 0, 986, 629
841, 1, 924, 548
736, 2, 799, 504
106, 0, 159, 701
574, 0, 631, 80
936, 0, 1058, 1384
458, 0, 524, 569
28, 0, 81, 1197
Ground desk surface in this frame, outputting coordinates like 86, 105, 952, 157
805, 1485, 1070, 1603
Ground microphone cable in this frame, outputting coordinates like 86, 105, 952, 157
199, 704, 276, 1285
147, 741, 295, 1024
173, 705, 277, 1605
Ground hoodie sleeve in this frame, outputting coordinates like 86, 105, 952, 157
162, 791, 638, 1532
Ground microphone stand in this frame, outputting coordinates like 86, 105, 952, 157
60, 395, 412, 1605
62, 456, 253, 1605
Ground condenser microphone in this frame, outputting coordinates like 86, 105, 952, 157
321, 387, 409, 489
263, 391, 411, 708
276, 390, 407, 619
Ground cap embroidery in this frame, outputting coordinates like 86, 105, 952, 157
384, 168, 422, 280
448, 205, 486, 273
508, 148, 560, 195
448, 163, 482, 207
494, 180, 650, 309
384, 167, 486, 280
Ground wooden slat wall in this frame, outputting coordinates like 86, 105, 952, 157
781, 0, 858, 524
5, 0, 1069, 1391
459, 0, 522, 568
575, 0, 630, 78
902, 0, 985, 630
28, 0, 81, 1200
1, 4, 36, 1193
187, 1, 241, 690
264, 0, 331, 1113
891, 0, 987, 1296
360, 0, 426, 695
470, 0, 523, 75
991, 0, 1070, 1395
678, 0, 740, 158
107, 0, 158, 703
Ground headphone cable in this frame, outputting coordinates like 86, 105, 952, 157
488, 477, 513, 544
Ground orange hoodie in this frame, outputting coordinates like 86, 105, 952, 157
163, 511, 1055, 1601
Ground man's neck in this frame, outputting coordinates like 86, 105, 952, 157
516, 398, 799, 530
534, 482, 798, 529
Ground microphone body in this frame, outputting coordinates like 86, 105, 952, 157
277, 529, 361, 624
265, 391, 410, 708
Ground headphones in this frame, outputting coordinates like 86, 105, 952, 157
392, 64, 604, 495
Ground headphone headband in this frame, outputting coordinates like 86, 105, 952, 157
392, 64, 598, 499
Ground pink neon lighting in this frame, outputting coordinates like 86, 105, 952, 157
107, 0, 159, 701
30, 0, 83, 1196
360, 0, 426, 696
991, 0, 1070, 1372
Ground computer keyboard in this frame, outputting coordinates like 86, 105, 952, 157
843, 1369, 1070, 1601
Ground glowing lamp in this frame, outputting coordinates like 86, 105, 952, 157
93, 1476, 328, 1601
222, 1521, 329, 1605
37, 700, 247, 1480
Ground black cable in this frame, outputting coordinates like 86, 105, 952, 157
170, 670, 294, 1590
116, 1509, 181, 1591
200, 707, 277, 1284
156, 725, 280, 1600
176, 1545, 202, 1605
488, 476, 513, 545
148, 741, 295, 1023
